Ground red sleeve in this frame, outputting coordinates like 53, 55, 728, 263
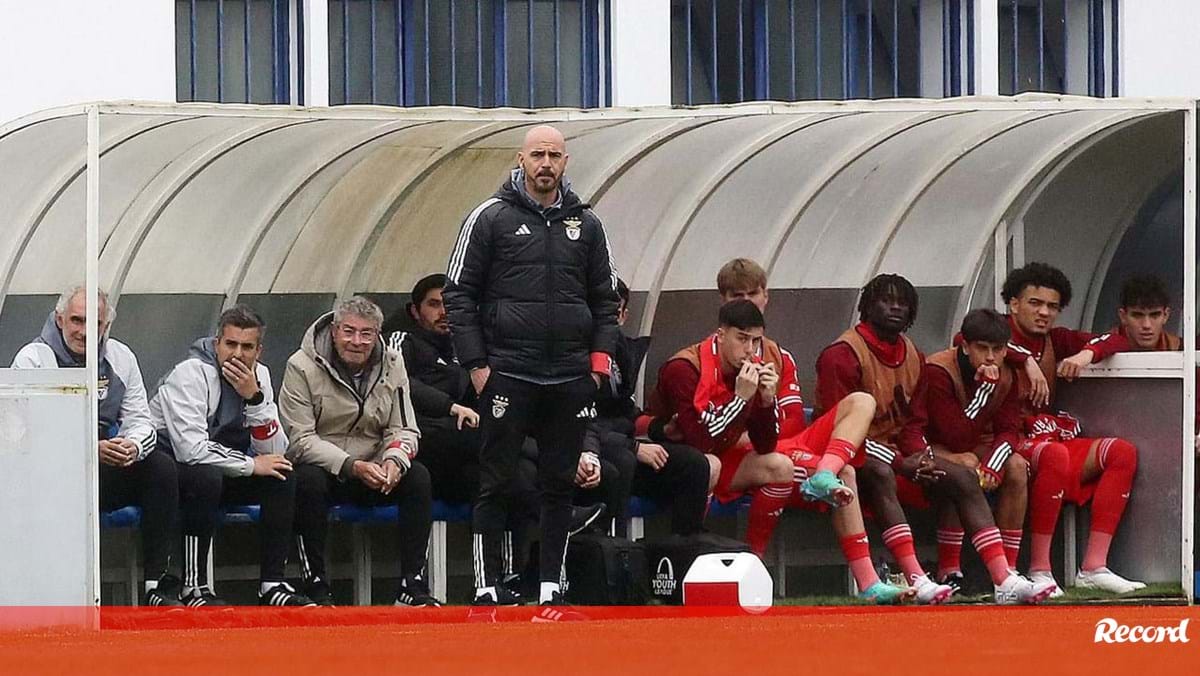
1050, 327, 1129, 363
656, 359, 716, 451
815, 342, 863, 414
898, 367, 932, 458
776, 348, 807, 437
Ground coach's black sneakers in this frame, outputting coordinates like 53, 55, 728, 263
181, 587, 229, 607
395, 575, 442, 607
143, 574, 185, 607
568, 503, 607, 536
303, 577, 335, 607
472, 584, 523, 606
259, 582, 317, 607
500, 574, 526, 604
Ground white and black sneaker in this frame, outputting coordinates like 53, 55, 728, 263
181, 587, 229, 607
259, 582, 317, 607
144, 574, 185, 607
568, 503, 607, 536
394, 575, 442, 607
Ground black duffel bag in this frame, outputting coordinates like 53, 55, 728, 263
563, 533, 651, 605
643, 533, 753, 605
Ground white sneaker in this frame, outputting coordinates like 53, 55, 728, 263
1028, 570, 1065, 598
911, 574, 955, 605
994, 573, 1056, 605
1076, 567, 1146, 594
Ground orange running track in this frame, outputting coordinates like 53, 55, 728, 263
0, 605, 1197, 675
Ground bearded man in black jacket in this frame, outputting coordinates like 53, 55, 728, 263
444, 125, 620, 608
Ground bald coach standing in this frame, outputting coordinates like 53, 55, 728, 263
444, 125, 620, 609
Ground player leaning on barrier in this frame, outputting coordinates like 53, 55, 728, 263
993, 263, 1144, 595
12, 285, 180, 607
443, 124, 621, 609
279, 296, 438, 607
151, 305, 313, 607
1110, 275, 1200, 455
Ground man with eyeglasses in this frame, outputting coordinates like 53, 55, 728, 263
279, 296, 438, 606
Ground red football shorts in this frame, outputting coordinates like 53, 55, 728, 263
712, 403, 862, 506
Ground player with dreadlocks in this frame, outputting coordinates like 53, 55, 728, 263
816, 274, 1054, 604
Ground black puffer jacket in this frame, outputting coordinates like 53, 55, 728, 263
444, 170, 620, 380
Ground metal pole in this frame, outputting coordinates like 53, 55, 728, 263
1182, 102, 1197, 606
85, 104, 102, 610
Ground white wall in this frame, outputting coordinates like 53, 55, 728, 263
0, 0, 176, 126
1121, 0, 1200, 97
609, 0, 671, 107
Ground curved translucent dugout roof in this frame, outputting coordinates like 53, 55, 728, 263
0, 98, 1187, 386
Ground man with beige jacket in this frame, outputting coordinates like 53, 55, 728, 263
279, 297, 437, 606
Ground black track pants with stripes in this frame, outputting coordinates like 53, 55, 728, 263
177, 463, 295, 588
473, 374, 595, 588
293, 461, 433, 583
100, 448, 179, 584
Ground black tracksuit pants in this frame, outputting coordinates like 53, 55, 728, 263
100, 448, 179, 584
588, 426, 710, 537
177, 462, 295, 589
473, 373, 595, 588
293, 461, 433, 583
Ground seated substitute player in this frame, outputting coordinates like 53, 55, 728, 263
816, 274, 1003, 607
584, 278, 715, 538
815, 273, 970, 605
1110, 274, 1198, 454
998, 262, 1144, 594
281, 297, 438, 607
902, 309, 1059, 604
13, 285, 181, 606
646, 299, 913, 603
151, 305, 313, 606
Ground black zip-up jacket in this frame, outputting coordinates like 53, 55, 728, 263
388, 327, 474, 420
444, 170, 620, 380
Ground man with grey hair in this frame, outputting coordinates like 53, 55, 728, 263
13, 285, 182, 606
445, 124, 620, 609
280, 296, 437, 606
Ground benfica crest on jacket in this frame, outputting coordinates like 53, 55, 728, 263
563, 217, 582, 240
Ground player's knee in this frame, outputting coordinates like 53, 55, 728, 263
1036, 442, 1069, 474
940, 461, 977, 497
763, 455, 791, 484
705, 455, 722, 492
1003, 454, 1029, 489
837, 464, 857, 491
840, 391, 876, 418
1103, 438, 1137, 473
857, 457, 893, 490
954, 453, 980, 471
